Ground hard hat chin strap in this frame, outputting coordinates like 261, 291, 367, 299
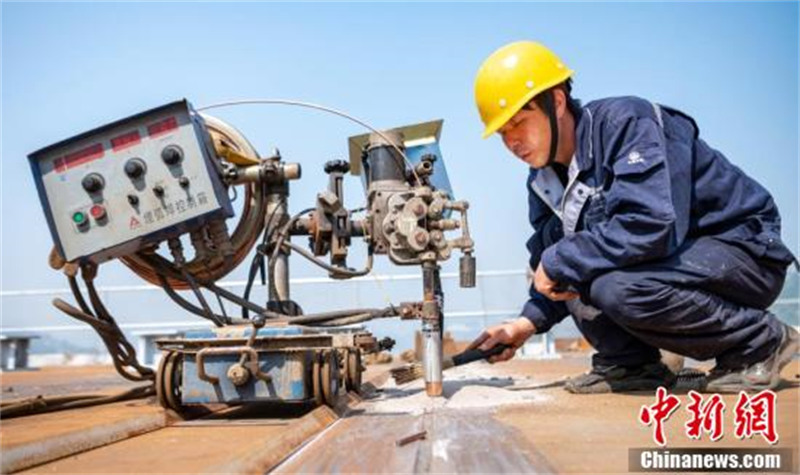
539, 90, 559, 166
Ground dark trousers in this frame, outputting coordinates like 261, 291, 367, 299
576, 237, 786, 369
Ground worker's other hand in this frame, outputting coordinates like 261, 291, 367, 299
534, 263, 579, 301
467, 317, 536, 363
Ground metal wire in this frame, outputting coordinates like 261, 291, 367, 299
284, 241, 373, 278
197, 98, 421, 185
267, 207, 314, 299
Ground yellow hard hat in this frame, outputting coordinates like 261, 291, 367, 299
474, 41, 574, 138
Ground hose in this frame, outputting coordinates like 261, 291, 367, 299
52, 297, 153, 382
0, 385, 154, 419
284, 241, 373, 278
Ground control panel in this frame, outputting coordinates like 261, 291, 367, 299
29, 100, 233, 263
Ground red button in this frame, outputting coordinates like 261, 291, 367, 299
90, 204, 106, 220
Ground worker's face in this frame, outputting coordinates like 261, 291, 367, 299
498, 103, 552, 169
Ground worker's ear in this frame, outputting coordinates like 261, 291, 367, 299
554, 88, 568, 120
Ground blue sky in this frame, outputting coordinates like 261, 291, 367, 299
1, 2, 798, 345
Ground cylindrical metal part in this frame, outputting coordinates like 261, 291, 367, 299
230, 165, 262, 185
266, 184, 290, 302
421, 261, 443, 397
422, 320, 443, 397
365, 130, 406, 185
350, 219, 366, 237
282, 162, 302, 181
459, 253, 476, 288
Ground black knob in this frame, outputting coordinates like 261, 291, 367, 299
161, 145, 183, 166
178, 176, 190, 188
153, 185, 165, 197
324, 159, 350, 175
127, 194, 139, 206
124, 158, 147, 179
81, 173, 105, 193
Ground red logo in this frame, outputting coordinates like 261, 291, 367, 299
638, 388, 780, 446
734, 390, 778, 445
639, 387, 681, 446
685, 390, 725, 441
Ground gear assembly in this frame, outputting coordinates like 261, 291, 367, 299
28, 98, 475, 413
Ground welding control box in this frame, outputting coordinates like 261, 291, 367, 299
29, 100, 233, 263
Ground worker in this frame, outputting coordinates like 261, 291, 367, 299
468, 41, 799, 394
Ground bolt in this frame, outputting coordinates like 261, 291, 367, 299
414, 231, 427, 245
413, 204, 425, 216
227, 363, 251, 386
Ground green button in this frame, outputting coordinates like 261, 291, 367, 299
72, 211, 87, 224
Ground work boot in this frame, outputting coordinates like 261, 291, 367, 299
705, 322, 799, 393
564, 362, 677, 394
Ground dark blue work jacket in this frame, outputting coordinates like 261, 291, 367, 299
522, 96, 795, 333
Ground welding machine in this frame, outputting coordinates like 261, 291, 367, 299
29, 98, 475, 414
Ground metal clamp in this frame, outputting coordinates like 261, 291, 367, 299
195, 346, 272, 385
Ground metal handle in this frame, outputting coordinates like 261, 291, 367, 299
195, 346, 272, 385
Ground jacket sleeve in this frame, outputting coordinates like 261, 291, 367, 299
521, 172, 570, 333
541, 113, 688, 286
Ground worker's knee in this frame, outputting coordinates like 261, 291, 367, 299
590, 271, 628, 318
589, 271, 666, 321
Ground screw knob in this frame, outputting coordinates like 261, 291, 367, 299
161, 145, 183, 165
324, 159, 350, 174
81, 173, 105, 193
124, 158, 147, 179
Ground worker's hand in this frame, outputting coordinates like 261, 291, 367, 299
534, 263, 579, 301
467, 317, 537, 363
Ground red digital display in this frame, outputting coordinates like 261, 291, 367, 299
111, 130, 141, 151
147, 116, 178, 138
56, 143, 104, 172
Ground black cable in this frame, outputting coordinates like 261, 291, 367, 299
53, 298, 152, 382
67, 275, 93, 315
83, 277, 154, 380
215, 292, 228, 321
242, 198, 282, 319
180, 268, 226, 326
140, 251, 283, 319
0, 385, 154, 419
157, 274, 229, 325
203, 281, 279, 318
276, 305, 398, 326
140, 242, 397, 325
